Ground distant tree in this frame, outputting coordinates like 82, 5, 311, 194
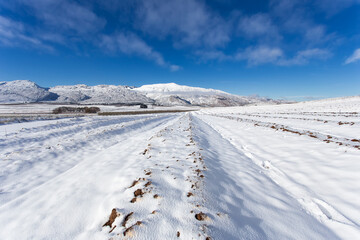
53, 106, 100, 114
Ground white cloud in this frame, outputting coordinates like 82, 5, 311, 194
237, 13, 281, 42
270, 0, 334, 45
16, 0, 106, 36
136, 0, 230, 48
170, 65, 182, 72
236, 46, 284, 66
315, 0, 360, 16
345, 48, 360, 64
279, 48, 332, 65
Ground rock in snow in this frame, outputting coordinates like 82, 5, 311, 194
0, 80, 282, 106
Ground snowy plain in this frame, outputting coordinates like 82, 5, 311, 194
0, 96, 359, 240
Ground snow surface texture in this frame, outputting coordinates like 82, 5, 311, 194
0, 97, 359, 239
0, 80, 281, 106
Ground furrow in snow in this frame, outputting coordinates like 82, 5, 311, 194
193, 113, 360, 239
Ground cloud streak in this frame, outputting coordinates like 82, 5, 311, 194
236, 46, 284, 66
0, 16, 53, 51
196, 46, 331, 66
345, 48, 360, 64
278, 48, 332, 66
100, 32, 180, 71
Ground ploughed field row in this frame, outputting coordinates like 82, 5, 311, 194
0, 114, 178, 206
227, 112, 359, 125
100, 114, 215, 239
206, 113, 360, 150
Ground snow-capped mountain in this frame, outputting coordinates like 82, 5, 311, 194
0, 80, 282, 106
49, 84, 153, 104
133, 83, 277, 106
0, 80, 58, 103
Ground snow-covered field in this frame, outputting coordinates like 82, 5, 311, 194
0, 97, 359, 239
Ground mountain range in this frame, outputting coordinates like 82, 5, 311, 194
0, 80, 283, 107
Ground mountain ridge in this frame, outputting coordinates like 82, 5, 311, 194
0, 80, 283, 106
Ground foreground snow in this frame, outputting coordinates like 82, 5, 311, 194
0, 98, 359, 239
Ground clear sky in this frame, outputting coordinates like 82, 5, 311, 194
0, 0, 359, 101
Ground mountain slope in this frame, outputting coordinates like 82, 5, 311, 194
133, 83, 276, 107
0, 80, 58, 103
49, 84, 153, 104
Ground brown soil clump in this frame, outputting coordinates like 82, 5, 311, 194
187, 192, 193, 197
177, 231, 180, 237
195, 212, 209, 221
145, 181, 152, 187
123, 226, 134, 237
153, 194, 160, 199
129, 179, 140, 188
102, 208, 119, 228
122, 212, 134, 227
134, 189, 143, 197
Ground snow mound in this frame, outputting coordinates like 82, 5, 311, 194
49, 84, 154, 104
0, 80, 58, 103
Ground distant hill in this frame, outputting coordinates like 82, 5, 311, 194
49, 84, 154, 104
133, 83, 281, 107
0, 80, 58, 103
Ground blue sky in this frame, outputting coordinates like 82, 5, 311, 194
0, 0, 359, 101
